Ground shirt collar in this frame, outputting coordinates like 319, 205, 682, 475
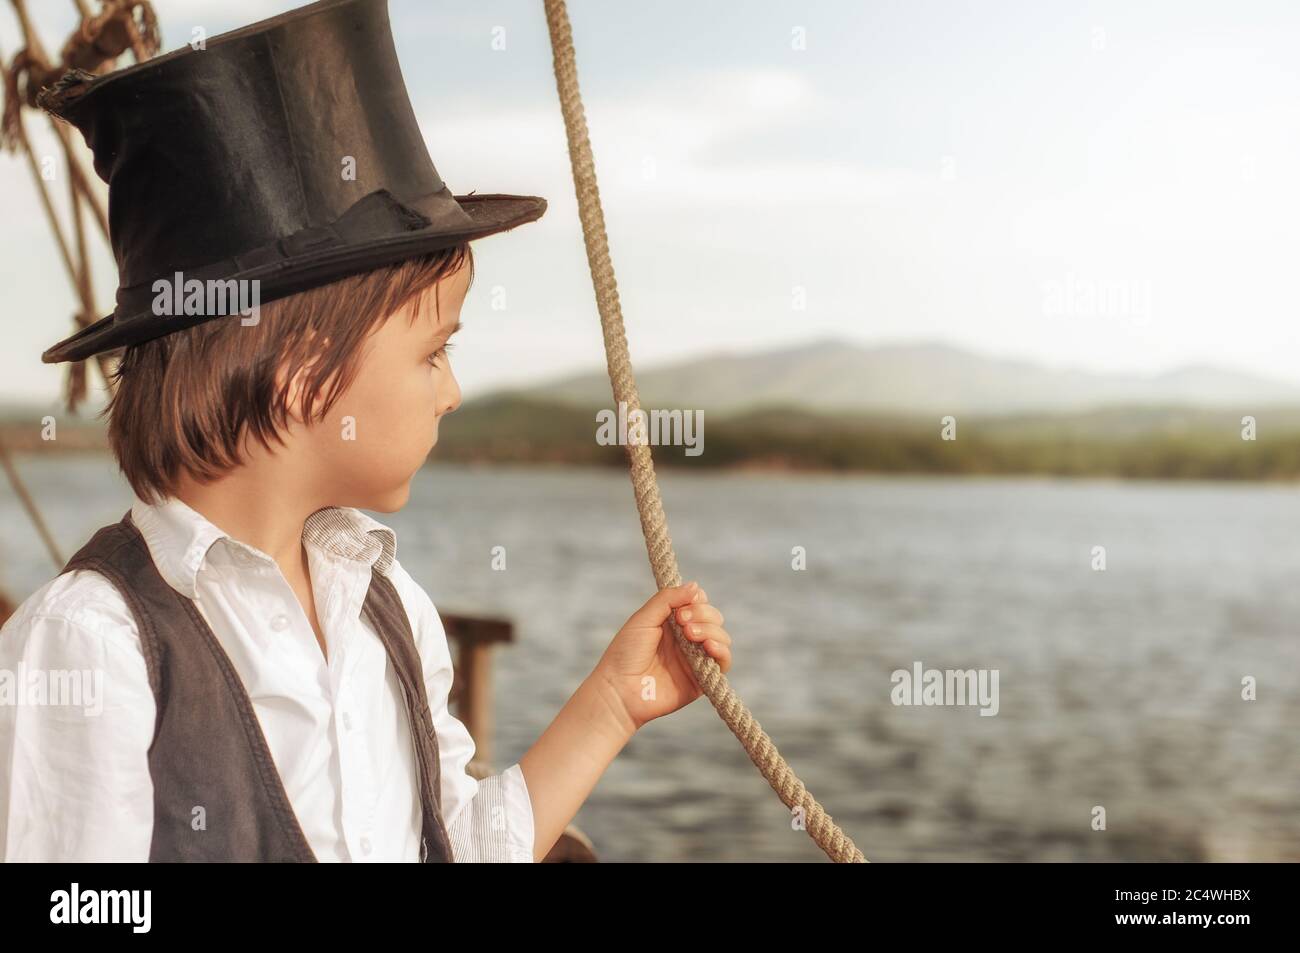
129, 494, 397, 599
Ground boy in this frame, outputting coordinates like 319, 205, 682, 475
0, 0, 731, 862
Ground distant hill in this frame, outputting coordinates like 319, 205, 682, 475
0, 400, 101, 423
431, 395, 1300, 480
0, 399, 107, 452
9, 343, 1300, 480
493, 339, 1300, 417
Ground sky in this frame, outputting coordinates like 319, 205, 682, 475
3, 0, 1300, 408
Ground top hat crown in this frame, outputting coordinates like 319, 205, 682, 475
38, 0, 546, 364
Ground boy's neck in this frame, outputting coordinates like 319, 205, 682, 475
170, 469, 324, 575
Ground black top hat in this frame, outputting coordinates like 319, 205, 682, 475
38, 0, 547, 364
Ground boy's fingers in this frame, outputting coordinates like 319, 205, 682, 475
628, 581, 701, 627
704, 640, 731, 673
675, 603, 723, 627
681, 622, 730, 646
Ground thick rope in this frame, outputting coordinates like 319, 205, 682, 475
3, 0, 135, 410
0, 3, 154, 582
543, 0, 865, 863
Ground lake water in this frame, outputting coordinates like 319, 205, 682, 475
2, 454, 1297, 862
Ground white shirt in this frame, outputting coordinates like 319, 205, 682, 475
0, 494, 534, 862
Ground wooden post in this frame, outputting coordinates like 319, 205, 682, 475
439, 613, 513, 766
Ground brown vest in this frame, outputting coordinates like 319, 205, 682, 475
61, 510, 454, 863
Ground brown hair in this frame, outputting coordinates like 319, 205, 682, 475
104, 244, 473, 503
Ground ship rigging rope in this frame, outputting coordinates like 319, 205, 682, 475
542, 0, 866, 863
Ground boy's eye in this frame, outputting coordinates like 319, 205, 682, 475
426, 342, 454, 367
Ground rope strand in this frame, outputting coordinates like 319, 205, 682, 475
543, 0, 866, 863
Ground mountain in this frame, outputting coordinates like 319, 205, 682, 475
485, 339, 1300, 417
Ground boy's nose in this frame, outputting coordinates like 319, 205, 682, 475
440, 371, 462, 416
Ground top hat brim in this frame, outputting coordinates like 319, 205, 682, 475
41, 190, 546, 364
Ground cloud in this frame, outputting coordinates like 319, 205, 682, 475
420, 66, 934, 211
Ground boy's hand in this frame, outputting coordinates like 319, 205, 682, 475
592, 581, 733, 731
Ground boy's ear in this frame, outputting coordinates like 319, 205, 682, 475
276, 334, 333, 426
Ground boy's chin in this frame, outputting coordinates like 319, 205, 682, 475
339, 476, 413, 514
366, 484, 412, 513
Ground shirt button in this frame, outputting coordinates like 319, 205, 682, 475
341, 712, 353, 731
360, 836, 372, 856
270, 614, 290, 632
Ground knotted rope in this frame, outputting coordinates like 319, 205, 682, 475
2, 0, 158, 412
2, 0, 158, 152
542, 0, 866, 863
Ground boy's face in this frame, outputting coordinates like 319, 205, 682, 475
303, 259, 469, 512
